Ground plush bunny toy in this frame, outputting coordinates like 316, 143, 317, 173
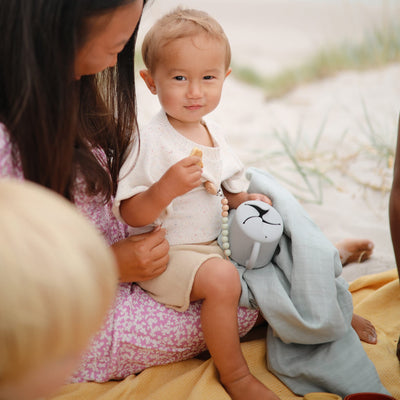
227, 200, 283, 269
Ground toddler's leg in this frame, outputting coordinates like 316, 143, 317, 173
335, 238, 374, 265
352, 314, 377, 344
191, 258, 279, 400
334, 239, 377, 344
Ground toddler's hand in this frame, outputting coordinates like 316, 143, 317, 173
159, 156, 203, 200
246, 193, 272, 205
225, 191, 272, 209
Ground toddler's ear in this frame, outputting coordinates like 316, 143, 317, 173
139, 69, 157, 94
225, 68, 232, 79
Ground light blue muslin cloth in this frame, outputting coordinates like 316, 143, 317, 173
225, 167, 389, 397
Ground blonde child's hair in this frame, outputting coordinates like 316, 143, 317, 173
0, 179, 118, 385
141, 7, 231, 73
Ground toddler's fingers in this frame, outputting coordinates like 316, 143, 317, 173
263, 195, 272, 205
248, 193, 273, 205
184, 155, 203, 167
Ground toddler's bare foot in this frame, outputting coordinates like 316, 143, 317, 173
352, 314, 377, 344
222, 373, 280, 400
335, 238, 374, 266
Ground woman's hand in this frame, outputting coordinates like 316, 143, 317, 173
111, 226, 169, 282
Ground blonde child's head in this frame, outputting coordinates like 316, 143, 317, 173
141, 7, 231, 74
0, 179, 118, 399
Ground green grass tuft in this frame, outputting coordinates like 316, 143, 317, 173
232, 21, 400, 99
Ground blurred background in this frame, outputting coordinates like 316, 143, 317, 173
140, 1, 399, 71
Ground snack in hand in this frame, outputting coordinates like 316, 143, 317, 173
190, 147, 203, 168
190, 147, 218, 195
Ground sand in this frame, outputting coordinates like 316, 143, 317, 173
136, 0, 400, 282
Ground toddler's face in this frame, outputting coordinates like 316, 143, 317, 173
149, 33, 230, 128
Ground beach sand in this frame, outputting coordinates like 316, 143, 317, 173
137, 0, 400, 282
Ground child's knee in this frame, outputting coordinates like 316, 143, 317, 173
202, 259, 241, 299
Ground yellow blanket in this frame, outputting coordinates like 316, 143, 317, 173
49, 270, 400, 400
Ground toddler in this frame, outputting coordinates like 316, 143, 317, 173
113, 8, 277, 400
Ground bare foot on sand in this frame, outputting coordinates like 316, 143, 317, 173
352, 314, 377, 344
222, 374, 280, 400
335, 238, 374, 266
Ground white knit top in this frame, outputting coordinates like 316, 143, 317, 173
113, 110, 248, 246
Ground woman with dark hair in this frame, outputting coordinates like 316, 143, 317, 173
0, 0, 378, 387
0, 0, 259, 383
1, 0, 140, 199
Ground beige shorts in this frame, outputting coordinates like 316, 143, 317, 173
138, 241, 224, 312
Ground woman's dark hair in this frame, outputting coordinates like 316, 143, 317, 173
0, 0, 146, 201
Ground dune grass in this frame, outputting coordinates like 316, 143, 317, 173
256, 106, 396, 204
260, 120, 336, 204
233, 21, 400, 100
233, 20, 399, 204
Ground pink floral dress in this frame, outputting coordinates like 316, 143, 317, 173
0, 124, 259, 382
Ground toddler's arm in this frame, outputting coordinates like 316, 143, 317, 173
120, 155, 203, 227
223, 190, 272, 210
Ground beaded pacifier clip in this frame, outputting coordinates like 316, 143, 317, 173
190, 147, 231, 258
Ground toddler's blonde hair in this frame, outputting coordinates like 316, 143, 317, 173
0, 179, 118, 385
141, 7, 231, 73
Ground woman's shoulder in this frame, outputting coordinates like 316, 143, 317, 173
0, 122, 10, 145
0, 123, 23, 178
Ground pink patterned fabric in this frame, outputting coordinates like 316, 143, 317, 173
0, 124, 259, 382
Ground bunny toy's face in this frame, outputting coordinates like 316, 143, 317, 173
235, 200, 283, 243
228, 200, 284, 269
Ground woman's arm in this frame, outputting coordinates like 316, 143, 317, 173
389, 115, 400, 278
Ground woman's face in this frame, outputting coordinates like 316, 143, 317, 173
74, 0, 143, 79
